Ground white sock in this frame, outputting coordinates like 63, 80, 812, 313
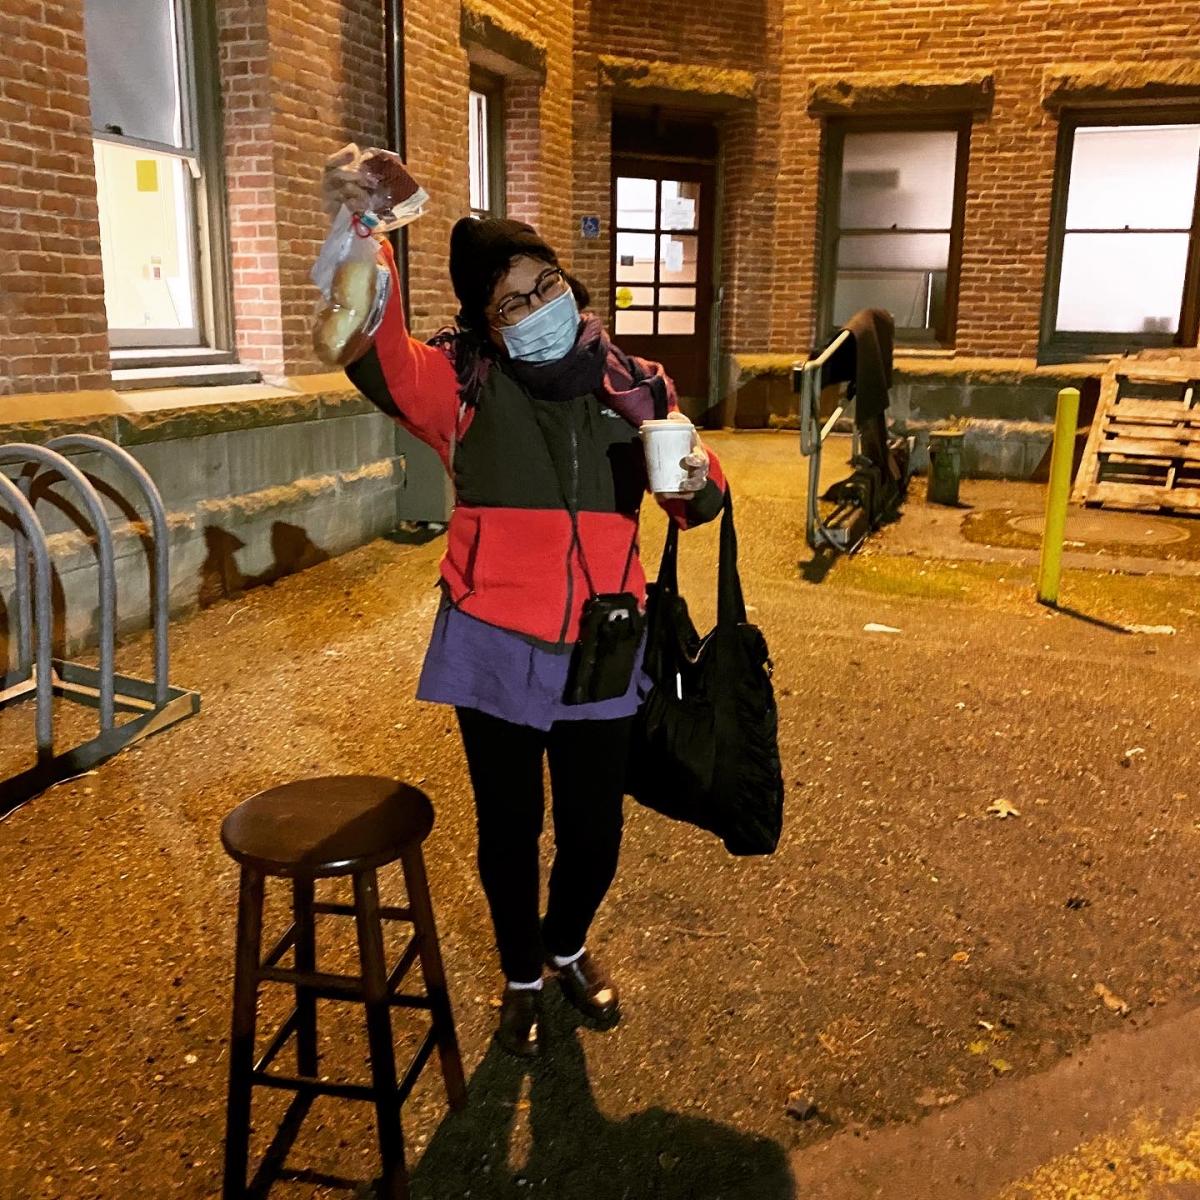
551, 946, 586, 968
507, 977, 543, 992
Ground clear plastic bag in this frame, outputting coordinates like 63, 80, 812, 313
311, 207, 392, 366
310, 145, 428, 366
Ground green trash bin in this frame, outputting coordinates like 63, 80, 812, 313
927, 429, 965, 506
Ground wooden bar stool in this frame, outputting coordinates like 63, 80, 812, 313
220, 776, 467, 1200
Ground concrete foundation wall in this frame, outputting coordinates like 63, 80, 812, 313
0, 387, 450, 665
722, 355, 1107, 479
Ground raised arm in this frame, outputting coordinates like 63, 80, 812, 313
344, 240, 462, 467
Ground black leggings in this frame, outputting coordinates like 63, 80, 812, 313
456, 707, 632, 983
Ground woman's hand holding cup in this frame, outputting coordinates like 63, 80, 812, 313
642, 411, 710, 500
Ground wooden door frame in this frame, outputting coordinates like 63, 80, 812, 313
610, 154, 719, 412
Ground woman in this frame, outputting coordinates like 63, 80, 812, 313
329, 173, 726, 1057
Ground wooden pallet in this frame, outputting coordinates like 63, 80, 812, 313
1072, 364, 1200, 513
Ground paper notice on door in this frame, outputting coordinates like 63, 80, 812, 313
663, 237, 685, 275
663, 196, 695, 230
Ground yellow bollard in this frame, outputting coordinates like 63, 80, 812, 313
1037, 386, 1081, 607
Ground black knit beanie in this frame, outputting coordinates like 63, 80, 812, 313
449, 217, 560, 332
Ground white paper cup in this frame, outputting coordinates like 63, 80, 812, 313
640, 419, 696, 494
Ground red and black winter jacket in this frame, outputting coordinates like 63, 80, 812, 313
346, 244, 727, 648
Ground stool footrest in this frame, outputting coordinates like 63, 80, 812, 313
312, 901, 412, 921
257, 933, 424, 1005
251, 1028, 438, 1107
254, 1008, 301, 1075
386, 935, 422, 995
259, 965, 362, 999
397, 1029, 437, 1106
262, 924, 297, 969
252, 1070, 376, 1103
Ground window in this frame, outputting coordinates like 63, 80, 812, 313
819, 120, 970, 346
83, 0, 228, 353
1042, 115, 1200, 357
468, 74, 506, 220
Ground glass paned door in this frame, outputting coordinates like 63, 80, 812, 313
611, 160, 714, 402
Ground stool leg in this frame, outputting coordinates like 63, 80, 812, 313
353, 869, 409, 1200
291, 878, 319, 1078
401, 847, 467, 1111
223, 866, 265, 1199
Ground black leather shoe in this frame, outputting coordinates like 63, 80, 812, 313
494, 986, 542, 1058
548, 952, 620, 1027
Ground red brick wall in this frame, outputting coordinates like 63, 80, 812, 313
6, 0, 1200, 400
505, 80, 543, 227
571, 0, 777, 353
217, 0, 286, 380
772, 0, 1200, 359
403, 0, 576, 340
0, 0, 109, 397
216, 0, 388, 382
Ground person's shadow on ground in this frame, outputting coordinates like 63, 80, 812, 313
410, 996, 796, 1200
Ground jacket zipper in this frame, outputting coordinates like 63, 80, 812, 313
555, 417, 580, 645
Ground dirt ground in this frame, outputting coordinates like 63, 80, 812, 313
3, 431, 1200, 1199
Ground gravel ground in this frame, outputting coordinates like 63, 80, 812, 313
3, 433, 1200, 1200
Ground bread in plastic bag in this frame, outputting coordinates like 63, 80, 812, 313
310, 145, 428, 366
311, 207, 392, 366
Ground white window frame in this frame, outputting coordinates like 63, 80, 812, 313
86, 0, 231, 355
1040, 110, 1200, 361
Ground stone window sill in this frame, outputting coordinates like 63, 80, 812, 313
113, 362, 264, 391
0, 373, 377, 449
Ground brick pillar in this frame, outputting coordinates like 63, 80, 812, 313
505, 81, 541, 226
0, 0, 110, 397
216, 0, 287, 381
571, 49, 612, 320
215, 0, 387, 382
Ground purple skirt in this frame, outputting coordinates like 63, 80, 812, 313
417, 600, 649, 731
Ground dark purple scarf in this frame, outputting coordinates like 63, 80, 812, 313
510, 314, 673, 426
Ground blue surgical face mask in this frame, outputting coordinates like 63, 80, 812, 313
500, 287, 581, 364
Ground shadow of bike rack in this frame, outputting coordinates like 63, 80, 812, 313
1, 435, 200, 819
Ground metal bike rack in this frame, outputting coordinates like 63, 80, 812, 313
792, 330, 867, 554
1, 437, 200, 818
792, 315, 913, 556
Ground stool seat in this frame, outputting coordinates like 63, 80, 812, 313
221, 776, 433, 878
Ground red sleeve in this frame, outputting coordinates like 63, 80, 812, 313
344, 240, 463, 466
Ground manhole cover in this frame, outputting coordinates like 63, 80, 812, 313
1007, 511, 1190, 546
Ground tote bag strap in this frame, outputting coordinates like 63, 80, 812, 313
654, 517, 681, 596
650, 487, 745, 623
717, 488, 748, 627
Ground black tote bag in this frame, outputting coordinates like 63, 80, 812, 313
628, 489, 784, 856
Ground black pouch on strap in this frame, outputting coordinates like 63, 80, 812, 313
565, 591, 645, 704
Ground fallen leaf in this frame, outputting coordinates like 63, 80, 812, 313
989, 1059, 1013, 1074
988, 799, 1021, 819
1094, 983, 1130, 1016
968, 1041, 989, 1055
978, 1020, 995, 1032
916, 1088, 959, 1108
950, 951, 971, 965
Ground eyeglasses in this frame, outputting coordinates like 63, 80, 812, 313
492, 268, 568, 327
